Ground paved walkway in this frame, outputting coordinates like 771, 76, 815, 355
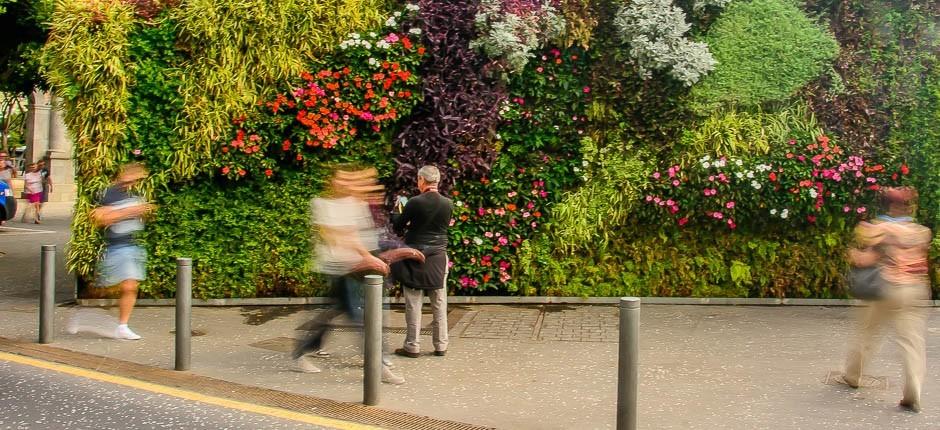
1, 302, 938, 429
2, 204, 939, 429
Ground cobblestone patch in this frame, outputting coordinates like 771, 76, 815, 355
537, 305, 619, 343
460, 306, 541, 340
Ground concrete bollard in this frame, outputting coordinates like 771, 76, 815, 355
175, 258, 192, 371
39, 245, 55, 344
363, 274, 383, 405
617, 297, 640, 430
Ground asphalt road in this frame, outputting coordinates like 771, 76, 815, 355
0, 358, 332, 430
0, 202, 74, 306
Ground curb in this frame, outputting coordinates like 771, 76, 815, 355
0, 337, 492, 430
75, 296, 940, 307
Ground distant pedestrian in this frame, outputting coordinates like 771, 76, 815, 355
0, 152, 13, 226
0, 152, 15, 187
392, 165, 453, 358
843, 187, 931, 413
85, 163, 154, 340
293, 167, 410, 385
21, 163, 43, 224
37, 159, 52, 220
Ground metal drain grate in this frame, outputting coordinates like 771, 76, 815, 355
0, 337, 493, 430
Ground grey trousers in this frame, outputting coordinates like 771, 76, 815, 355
844, 283, 929, 405
402, 286, 448, 353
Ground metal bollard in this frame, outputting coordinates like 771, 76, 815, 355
363, 274, 383, 405
617, 297, 640, 430
175, 258, 192, 371
39, 245, 56, 344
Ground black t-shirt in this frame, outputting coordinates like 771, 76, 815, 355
393, 191, 453, 250
98, 185, 146, 247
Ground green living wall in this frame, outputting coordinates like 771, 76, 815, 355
43, 0, 939, 299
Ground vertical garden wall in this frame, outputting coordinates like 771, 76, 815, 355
43, 0, 939, 299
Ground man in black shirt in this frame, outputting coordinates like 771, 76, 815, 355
392, 166, 453, 358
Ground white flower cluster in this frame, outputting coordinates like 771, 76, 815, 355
613, 0, 716, 86
498, 100, 512, 116
698, 155, 726, 169
769, 208, 789, 219
339, 33, 374, 50
808, 188, 818, 198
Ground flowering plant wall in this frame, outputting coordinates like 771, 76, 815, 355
44, 0, 939, 298
447, 46, 589, 292
642, 134, 909, 231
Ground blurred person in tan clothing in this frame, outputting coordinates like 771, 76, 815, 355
843, 187, 932, 413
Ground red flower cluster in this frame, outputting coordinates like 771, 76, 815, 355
291, 64, 414, 149
214, 25, 425, 180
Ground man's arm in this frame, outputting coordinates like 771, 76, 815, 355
89, 203, 153, 228
393, 198, 417, 236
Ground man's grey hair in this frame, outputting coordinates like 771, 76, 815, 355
417, 165, 441, 185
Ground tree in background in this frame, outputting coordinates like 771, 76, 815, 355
0, 0, 51, 154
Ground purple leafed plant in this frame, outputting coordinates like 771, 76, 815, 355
393, 0, 507, 195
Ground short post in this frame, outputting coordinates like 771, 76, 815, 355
39, 245, 56, 344
175, 258, 192, 371
363, 274, 383, 405
617, 297, 640, 430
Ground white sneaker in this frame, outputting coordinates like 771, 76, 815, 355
115, 325, 142, 340
382, 365, 405, 385
293, 357, 322, 373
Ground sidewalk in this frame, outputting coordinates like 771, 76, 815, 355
1, 302, 938, 429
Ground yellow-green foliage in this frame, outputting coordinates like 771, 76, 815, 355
540, 138, 650, 254
679, 104, 824, 162
681, 109, 772, 159
42, 0, 138, 277
43, 0, 135, 180
170, 0, 390, 179
556, 0, 597, 48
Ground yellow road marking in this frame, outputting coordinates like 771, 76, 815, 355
0, 351, 383, 430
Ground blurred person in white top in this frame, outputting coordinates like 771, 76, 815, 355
291, 167, 405, 384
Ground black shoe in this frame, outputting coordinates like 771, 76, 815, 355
394, 348, 419, 358
899, 400, 922, 413
434, 350, 446, 357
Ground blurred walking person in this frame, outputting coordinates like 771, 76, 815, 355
843, 187, 932, 413
74, 163, 154, 340
392, 165, 453, 358
293, 167, 408, 384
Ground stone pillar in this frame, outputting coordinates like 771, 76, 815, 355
45, 98, 76, 203
25, 89, 52, 164
23, 90, 76, 203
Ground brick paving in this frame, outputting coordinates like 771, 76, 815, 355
459, 306, 540, 340
458, 305, 619, 342
537, 305, 619, 342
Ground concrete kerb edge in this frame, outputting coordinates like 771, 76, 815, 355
73, 297, 940, 307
